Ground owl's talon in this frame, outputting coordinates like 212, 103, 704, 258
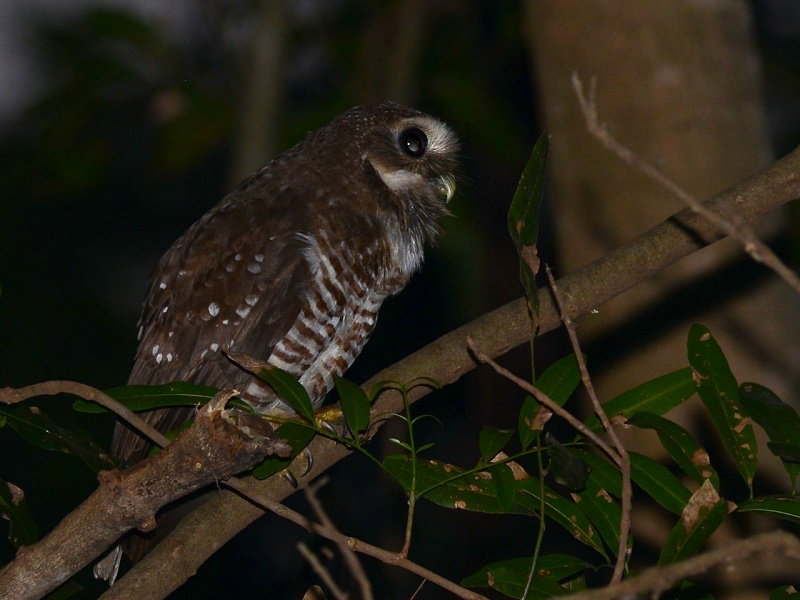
300, 447, 314, 476
280, 468, 299, 488
316, 406, 350, 438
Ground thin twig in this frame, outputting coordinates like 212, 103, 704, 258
572, 72, 800, 296
296, 542, 349, 600
559, 530, 800, 600
305, 477, 374, 600
223, 478, 487, 600
545, 265, 632, 585
466, 338, 620, 463
0, 380, 170, 448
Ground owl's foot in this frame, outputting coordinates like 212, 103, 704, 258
315, 405, 351, 438
279, 447, 314, 488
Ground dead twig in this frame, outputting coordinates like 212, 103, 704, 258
0, 380, 169, 449
545, 265, 632, 585
223, 478, 488, 600
572, 72, 800, 296
304, 477, 374, 600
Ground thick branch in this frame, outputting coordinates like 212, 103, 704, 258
105, 146, 800, 597
0, 392, 289, 600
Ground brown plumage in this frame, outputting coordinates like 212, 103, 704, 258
112, 103, 459, 467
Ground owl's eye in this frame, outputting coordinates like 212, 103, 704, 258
398, 128, 428, 158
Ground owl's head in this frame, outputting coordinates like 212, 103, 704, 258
316, 103, 460, 242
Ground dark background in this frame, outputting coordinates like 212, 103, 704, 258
1, 1, 800, 598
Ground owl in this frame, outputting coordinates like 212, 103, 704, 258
112, 103, 459, 465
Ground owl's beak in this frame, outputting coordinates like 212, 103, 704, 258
433, 174, 456, 204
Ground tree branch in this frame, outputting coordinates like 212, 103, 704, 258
2, 145, 799, 598
0, 391, 290, 600
102, 145, 800, 597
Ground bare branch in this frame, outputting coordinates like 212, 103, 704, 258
545, 265, 631, 585
572, 72, 800, 296
467, 336, 619, 462
560, 531, 800, 600
102, 144, 800, 596
0, 391, 289, 600
0, 380, 170, 449
5, 143, 800, 597
305, 478, 374, 600
296, 543, 348, 600
224, 479, 488, 600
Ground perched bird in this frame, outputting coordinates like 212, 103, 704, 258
112, 102, 459, 467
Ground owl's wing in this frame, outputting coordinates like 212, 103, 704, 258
113, 192, 311, 464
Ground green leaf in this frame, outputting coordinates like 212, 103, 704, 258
462, 554, 594, 599
627, 412, 719, 489
516, 479, 607, 560
488, 462, 517, 511
254, 367, 315, 424
737, 496, 800, 526
518, 396, 540, 452
519, 354, 582, 451
508, 133, 548, 319
251, 421, 316, 479
334, 376, 370, 439
571, 469, 622, 557
659, 494, 728, 565
688, 324, 757, 489
767, 442, 800, 464
630, 452, 692, 515
0, 406, 117, 473
73, 382, 219, 413
770, 585, 800, 599
383, 455, 607, 558
740, 382, 800, 490
536, 354, 582, 406
570, 449, 622, 498
478, 426, 514, 464
0, 479, 39, 547
584, 368, 695, 432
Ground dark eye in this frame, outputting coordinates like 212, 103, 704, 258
398, 127, 428, 158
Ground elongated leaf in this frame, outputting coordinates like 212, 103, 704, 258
519, 355, 582, 451
659, 492, 728, 565
570, 469, 622, 556
584, 368, 695, 432
252, 421, 316, 479
627, 412, 719, 489
255, 367, 315, 424
630, 452, 691, 515
73, 382, 220, 413
536, 354, 582, 406
462, 554, 594, 599
0, 479, 39, 547
517, 479, 607, 559
688, 324, 757, 489
770, 585, 800, 599
0, 406, 116, 473
508, 134, 548, 318
740, 382, 800, 490
518, 395, 541, 452
334, 376, 370, 439
383, 455, 606, 558
570, 449, 622, 498
488, 462, 516, 511
737, 496, 800, 525
479, 426, 515, 464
